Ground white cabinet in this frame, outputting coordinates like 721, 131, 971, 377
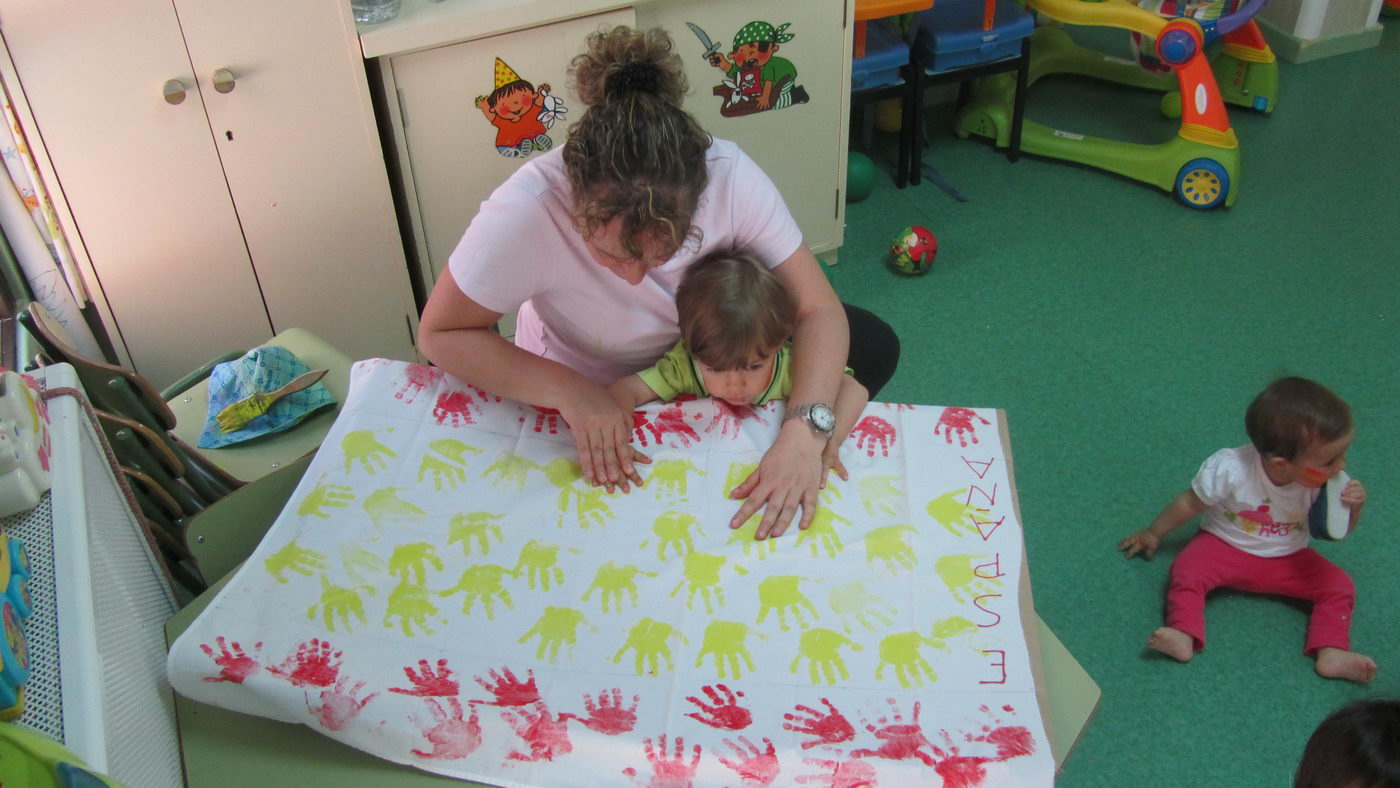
0, 0, 420, 388
636, 0, 853, 258
372, 0, 851, 290
380, 8, 636, 287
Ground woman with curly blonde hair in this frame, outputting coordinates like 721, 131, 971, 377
419, 25, 897, 539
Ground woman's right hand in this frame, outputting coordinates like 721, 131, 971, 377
557, 381, 649, 492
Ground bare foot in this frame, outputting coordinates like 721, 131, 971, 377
1315, 648, 1377, 682
1147, 627, 1195, 662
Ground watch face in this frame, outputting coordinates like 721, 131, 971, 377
811, 404, 836, 432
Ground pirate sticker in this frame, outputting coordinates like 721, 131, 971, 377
687, 21, 810, 118
475, 58, 567, 158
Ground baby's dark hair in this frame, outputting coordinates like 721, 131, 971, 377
1295, 699, 1400, 788
565, 26, 712, 261
487, 80, 535, 108
676, 251, 795, 371
1245, 377, 1352, 460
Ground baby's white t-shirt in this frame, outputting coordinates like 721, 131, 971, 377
1192, 445, 1319, 557
446, 138, 804, 384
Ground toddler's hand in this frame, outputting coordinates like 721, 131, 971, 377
1118, 529, 1160, 560
1341, 479, 1366, 510
820, 445, 848, 488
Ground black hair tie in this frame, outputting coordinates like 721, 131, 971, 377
605, 62, 659, 98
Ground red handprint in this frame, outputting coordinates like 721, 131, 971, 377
410, 698, 481, 760
502, 701, 573, 762
390, 658, 459, 697
926, 704, 1037, 787
651, 404, 700, 447
851, 416, 896, 457
684, 683, 752, 730
560, 688, 639, 735
521, 406, 567, 434
934, 407, 990, 447
395, 364, 443, 403
433, 391, 477, 426
471, 666, 540, 707
717, 736, 781, 787
882, 402, 915, 411
784, 698, 856, 749
468, 382, 501, 404
199, 636, 263, 683
705, 400, 770, 439
267, 638, 342, 688
306, 677, 378, 731
632, 411, 665, 447
851, 700, 938, 767
794, 753, 878, 787
622, 735, 702, 788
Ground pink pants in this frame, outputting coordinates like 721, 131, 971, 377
1165, 531, 1355, 656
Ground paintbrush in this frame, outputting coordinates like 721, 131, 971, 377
215, 368, 329, 433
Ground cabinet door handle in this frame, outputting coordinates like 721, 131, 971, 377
162, 79, 187, 105
212, 68, 236, 94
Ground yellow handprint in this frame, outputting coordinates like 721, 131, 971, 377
483, 450, 541, 490
694, 620, 767, 680
429, 438, 483, 465
670, 551, 748, 614
935, 554, 1004, 603
644, 511, 705, 561
343, 429, 396, 474
929, 616, 981, 654
791, 628, 863, 685
756, 575, 820, 631
448, 512, 504, 556
859, 474, 904, 518
306, 575, 376, 632
612, 617, 686, 676
926, 488, 986, 537
384, 580, 440, 637
651, 458, 706, 501
439, 564, 519, 619
265, 540, 326, 583
723, 461, 757, 499
388, 542, 444, 585
364, 487, 426, 528
417, 439, 484, 491
341, 543, 385, 583
513, 539, 565, 591
518, 606, 596, 662
864, 525, 917, 574
875, 630, 947, 687
572, 486, 616, 530
581, 562, 659, 613
795, 509, 852, 558
297, 476, 355, 517
726, 514, 781, 559
828, 580, 897, 633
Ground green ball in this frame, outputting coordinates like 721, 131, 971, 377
846, 151, 875, 203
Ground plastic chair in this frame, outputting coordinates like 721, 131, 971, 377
908, 0, 1035, 184
849, 18, 919, 187
18, 301, 352, 485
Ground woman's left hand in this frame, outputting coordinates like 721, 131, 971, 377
727, 423, 825, 539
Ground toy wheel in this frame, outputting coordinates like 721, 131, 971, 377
1174, 158, 1229, 209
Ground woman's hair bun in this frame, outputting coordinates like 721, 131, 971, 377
604, 61, 660, 98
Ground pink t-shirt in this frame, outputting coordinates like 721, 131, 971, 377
446, 138, 804, 384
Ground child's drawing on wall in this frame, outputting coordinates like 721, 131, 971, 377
696, 21, 809, 118
475, 58, 566, 158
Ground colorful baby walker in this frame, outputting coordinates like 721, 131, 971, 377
955, 0, 1279, 208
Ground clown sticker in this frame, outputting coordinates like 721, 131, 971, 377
475, 58, 567, 158
688, 20, 810, 118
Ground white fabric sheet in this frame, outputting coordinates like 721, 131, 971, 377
167, 359, 1053, 787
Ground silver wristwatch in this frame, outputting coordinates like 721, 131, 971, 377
785, 402, 837, 439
